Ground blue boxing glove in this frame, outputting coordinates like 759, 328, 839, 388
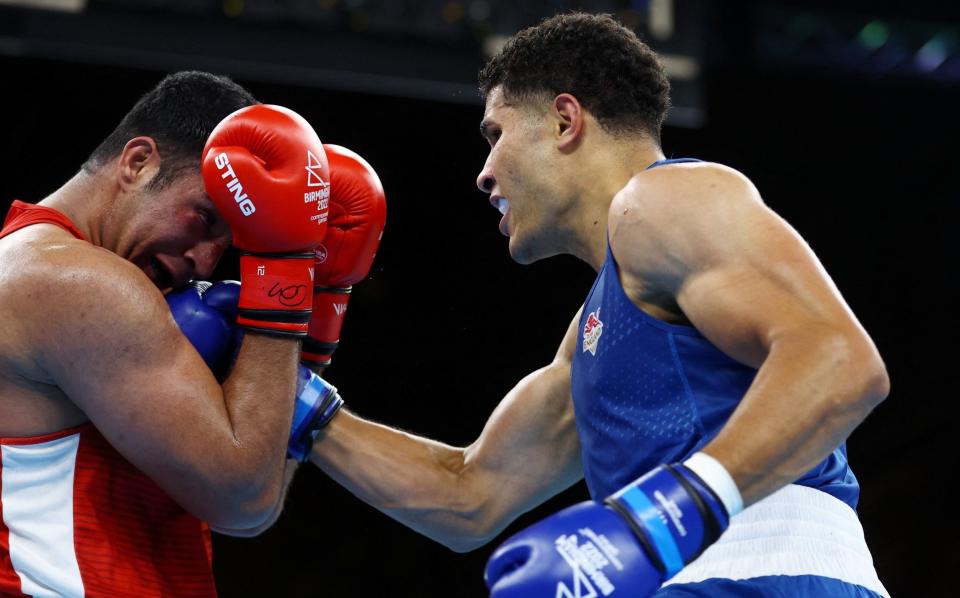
485, 453, 743, 597
287, 365, 344, 461
166, 281, 241, 379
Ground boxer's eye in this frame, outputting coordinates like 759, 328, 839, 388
480, 122, 501, 146
198, 208, 216, 230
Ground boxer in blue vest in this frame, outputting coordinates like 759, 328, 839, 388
305, 13, 889, 597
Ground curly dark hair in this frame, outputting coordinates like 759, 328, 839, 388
479, 12, 670, 143
83, 71, 258, 189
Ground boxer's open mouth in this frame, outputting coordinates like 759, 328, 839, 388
491, 195, 510, 236
149, 256, 173, 290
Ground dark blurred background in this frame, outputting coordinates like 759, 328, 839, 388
1, 0, 956, 596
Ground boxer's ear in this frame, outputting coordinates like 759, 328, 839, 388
551, 93, 584, 153
117, 136, 160, 191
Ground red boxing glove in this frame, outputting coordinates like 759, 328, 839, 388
202, 104, 331, 337
302, 144, 386, 367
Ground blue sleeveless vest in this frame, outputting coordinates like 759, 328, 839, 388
569, 159, 859, 508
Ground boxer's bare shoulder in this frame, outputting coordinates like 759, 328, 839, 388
608, 162, 762, 284
605, 162, 762, 326
0, 223, 172, 436
608, 159, 870, 371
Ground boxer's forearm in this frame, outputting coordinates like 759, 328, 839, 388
210, 335, 300, 526
703, 330, 889, 506
309, 410, 497, 551
308, 360, 580, 552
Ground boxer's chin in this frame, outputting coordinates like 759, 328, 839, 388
508, 228, 562, 265
507, 233, 538, 265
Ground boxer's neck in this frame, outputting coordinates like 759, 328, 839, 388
39, 170, 120, 250
563, 137, 664, 271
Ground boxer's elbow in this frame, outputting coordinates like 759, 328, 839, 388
380, 496, 498, 553
439, 479, 516, 553
210, 504, 283, 538
432, 509, 504, 553
819, 330, 890, 415
203, 490, 278, 530
236, 483, 284, 529
212, 524, 270, 538
199, 464, 285, 530
410, 464, 514, 553
443, 532, 497, 554
377, 448, 514, 553
853, 347, 890, 410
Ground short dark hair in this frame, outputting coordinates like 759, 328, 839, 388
83, 71, 258, 188
478, 12, 670, 142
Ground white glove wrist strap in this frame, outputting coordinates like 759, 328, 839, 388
684, 452, 744, 516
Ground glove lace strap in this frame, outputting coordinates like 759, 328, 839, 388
603, 496, 667, 574
663, 465, 725, 562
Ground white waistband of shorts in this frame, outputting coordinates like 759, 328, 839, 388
663, 484, 889, 597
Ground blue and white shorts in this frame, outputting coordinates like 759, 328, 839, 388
656, 484, 888, 597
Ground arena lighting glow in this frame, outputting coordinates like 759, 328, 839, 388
915, 34, 955, 73
761, 7, 960, 82
222, 0, 242, 19
0, 0, 84, 11
859, 21, 890, 51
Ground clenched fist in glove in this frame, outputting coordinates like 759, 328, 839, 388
202, 104, 330, 337
302, 144, 386, 368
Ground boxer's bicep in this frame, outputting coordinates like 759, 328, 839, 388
464, 308, 583, 523
676, 210, 855, 366
29, 260, 234, 489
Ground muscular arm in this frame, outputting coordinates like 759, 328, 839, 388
23, 244, 299, 529
215, 364, 338, 537
611, 163, 889, 505
212, 459, 299, 537
308, 311, 584, 552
